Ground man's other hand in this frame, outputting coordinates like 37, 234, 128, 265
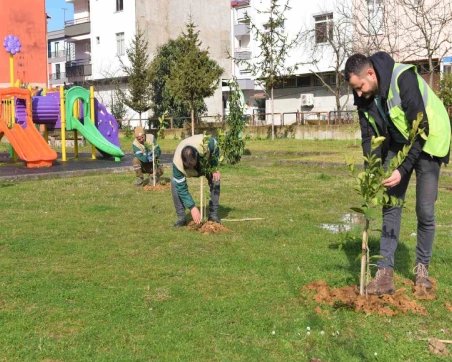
382, 169, 402, 188
191, 207, 201, 224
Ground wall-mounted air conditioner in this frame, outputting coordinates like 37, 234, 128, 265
300, 93, 314, 107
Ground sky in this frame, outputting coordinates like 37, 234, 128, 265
46, 0, 75, 32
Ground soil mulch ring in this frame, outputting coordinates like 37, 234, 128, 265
188, 221, 229, 235
143, 182, 171, 191
301, 277, 438, 317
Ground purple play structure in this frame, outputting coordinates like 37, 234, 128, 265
14, 92, 121, 148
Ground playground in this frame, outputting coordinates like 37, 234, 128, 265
2, 34, 452, 361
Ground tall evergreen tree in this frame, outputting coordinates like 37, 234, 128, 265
149, 39, 207, 124
223, 79, 246, 165
167, 19, 224, 136
118, 28, 153, 127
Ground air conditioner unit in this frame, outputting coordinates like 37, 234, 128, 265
300, 93, 314, 107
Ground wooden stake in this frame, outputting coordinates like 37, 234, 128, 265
200, 177, 204, 222
360, 219, 369, 296
152, 144, 156, 187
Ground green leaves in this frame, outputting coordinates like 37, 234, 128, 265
222, 79, 247, 165
166, 19, 224, 131
117, 28, 153, 116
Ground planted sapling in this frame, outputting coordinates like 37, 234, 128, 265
345, 113, 426, 295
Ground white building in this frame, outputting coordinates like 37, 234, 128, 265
62, 0, 231, 127
230, 0, 354, 125
48, 29, 69, 87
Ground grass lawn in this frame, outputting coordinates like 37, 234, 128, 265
1, 138, 452, 361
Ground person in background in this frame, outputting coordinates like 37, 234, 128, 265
132, 126, 163, 186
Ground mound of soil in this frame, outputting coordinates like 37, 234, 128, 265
300, 280, 435, 316
143, 183, 171, 191
188, 221, 229, 235
429, 338, 450, 356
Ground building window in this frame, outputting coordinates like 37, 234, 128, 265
314, 74, 336, 86
314, 13, 333, 44
116, 32, 125, 56
367, 0, 384, 35
116, 0, 123, 11
96, 36, 100, 44
56, 64, 61, 79
297, 76, 311, 87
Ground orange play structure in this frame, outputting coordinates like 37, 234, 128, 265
0, 87, 57, 168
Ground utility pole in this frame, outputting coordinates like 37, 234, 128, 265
62, 8, 67, 25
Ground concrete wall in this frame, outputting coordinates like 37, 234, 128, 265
0, 0, 48, 88
135, 0, 232, 116
145, 124, 361, 141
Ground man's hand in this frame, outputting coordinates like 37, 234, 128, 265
191, 207, 201, 224
382, 169, 402, 188
212, 170, 221, 182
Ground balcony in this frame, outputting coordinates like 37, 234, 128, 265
64, 17, 91, 37
234, 47, 252, 60
49, 72, 68, 85
234, 24, 250, 36
66, 59, 92, 82
236, 6, 251, 23
48, 49, 68, 63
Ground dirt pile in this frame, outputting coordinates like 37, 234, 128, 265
188, 221, 229, 235
143, 183, 171, 191
300, 280, 435, 316
428, 338, 450, 356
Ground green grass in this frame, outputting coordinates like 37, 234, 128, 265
1, 139, 452, 361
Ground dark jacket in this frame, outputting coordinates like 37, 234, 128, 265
353, 52, 446, 177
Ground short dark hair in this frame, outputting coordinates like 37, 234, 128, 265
344, 54, 373, 82
181, 146, 198, 169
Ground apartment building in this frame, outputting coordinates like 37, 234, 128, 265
60, 0, 231, 125
231, 0, 452, 125
48, 29, 69, 87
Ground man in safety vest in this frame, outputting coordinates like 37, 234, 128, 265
344, 52, 451, 295
172, 134, 221, 227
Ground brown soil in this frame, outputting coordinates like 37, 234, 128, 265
446, 302, 452, 312
300, 279, 437, 316
188, 221, 229, 235
143, 182, 171, 191
428, 338, 450, 356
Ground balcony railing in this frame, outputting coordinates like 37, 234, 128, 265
64, 16, 90, 27
64, 17, 91, 37
234, 47, 252, 60
49, 72, 66, 80
49, 50, 68, 58
66, 58, 92, 79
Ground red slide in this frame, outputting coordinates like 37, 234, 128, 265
0, 88, 57, 168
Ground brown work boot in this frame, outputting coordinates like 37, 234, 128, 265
414, 263, 432, 290
365, 268, 395, 296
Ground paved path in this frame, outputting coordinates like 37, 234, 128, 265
0, 152, 173, 181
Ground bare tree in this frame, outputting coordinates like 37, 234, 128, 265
338, 0, 407, 58
236, 0, 301, 140
299, 2, 354, 114
397, 0, 452, 87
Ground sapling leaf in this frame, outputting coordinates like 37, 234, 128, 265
369, 255, 385, 260
350, 207, 365, 214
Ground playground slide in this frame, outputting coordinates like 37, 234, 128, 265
65, 87, 124, 160
0, 118, 57, 168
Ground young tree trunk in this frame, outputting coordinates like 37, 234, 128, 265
271, 86, 275, 141
200, 177, 204, 222
191, 107, 195, 137
139, 112, 142, 128
152, 144, 156, 187
360, 219, 370, 296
